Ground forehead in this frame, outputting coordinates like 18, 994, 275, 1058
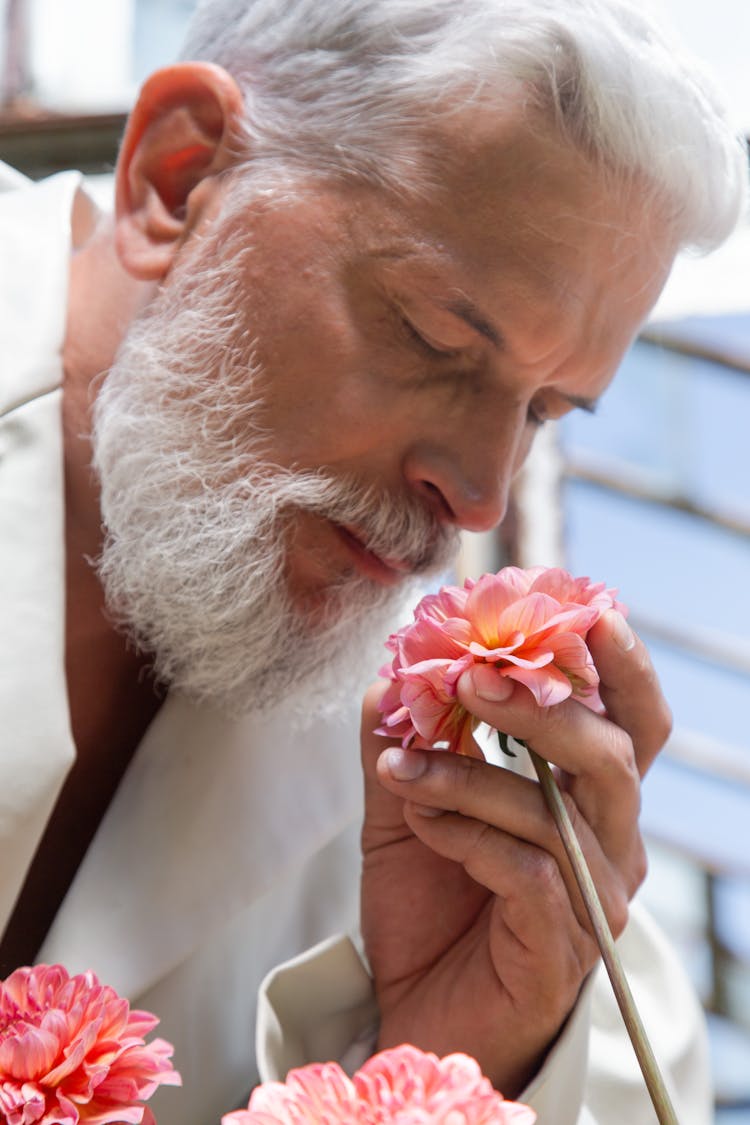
407, 120, 668, 288
342, 120, 678, 379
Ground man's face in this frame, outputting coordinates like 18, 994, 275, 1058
214, 123, 677, 602
94, 121, 678, 715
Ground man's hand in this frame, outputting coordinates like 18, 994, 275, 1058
360, 609, 671, 1097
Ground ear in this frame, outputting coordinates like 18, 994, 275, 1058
114, 62, 245, 280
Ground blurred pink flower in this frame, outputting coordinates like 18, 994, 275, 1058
0, 964, 181, 1125
377, 566, 625, 756
224, 1043, 535, 1124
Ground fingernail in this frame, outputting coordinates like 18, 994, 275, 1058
411, 803, 445, 818
469, 664, 514, 702
382, 746, 428, 781
610, 611, 635, 652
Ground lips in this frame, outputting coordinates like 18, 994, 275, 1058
335, 523, 412, 586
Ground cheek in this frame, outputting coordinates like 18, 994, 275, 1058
248, 317, 402, 468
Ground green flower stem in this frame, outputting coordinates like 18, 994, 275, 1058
527, 747, 678, 1125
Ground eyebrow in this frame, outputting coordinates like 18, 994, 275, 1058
441, 297, 503, 349
442, 298, 599, 413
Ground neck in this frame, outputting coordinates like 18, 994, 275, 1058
60, 188, 165, 757
62, 191, 155, 548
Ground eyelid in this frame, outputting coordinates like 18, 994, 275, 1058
528, 394, 596, 427
398, 309, 463, 358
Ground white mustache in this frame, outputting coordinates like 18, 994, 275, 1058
276, 474, 459, 576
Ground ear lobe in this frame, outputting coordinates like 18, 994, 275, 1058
114, 62, 245, 280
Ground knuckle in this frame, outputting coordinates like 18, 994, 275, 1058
518, 698, 572, 750
594, 725, 641, 791
654, 698, 674, 745
522, 847, 564, 902
611, 734, 640, 786
607, 890, 630, 939
572, 930, 600, 978
452, 753, 488, 805
462, 820, 498, 874
632, 638, 655, 679
627, 839, 649, 897
621, 641, 666, 703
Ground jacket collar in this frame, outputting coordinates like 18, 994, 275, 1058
40, 692, 364, 997
0, 166, 82, 934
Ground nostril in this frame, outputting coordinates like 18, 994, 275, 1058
414, 479, 456, 523
404, 445, 512, 533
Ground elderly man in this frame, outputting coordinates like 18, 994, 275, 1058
0, 0, 746, 1121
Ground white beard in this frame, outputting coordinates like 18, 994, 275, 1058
92, 215, 458, 719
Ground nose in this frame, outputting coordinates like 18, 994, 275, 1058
403, 415, 528, 533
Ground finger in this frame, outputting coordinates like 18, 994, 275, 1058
377, 745, 629, 936
361, 681, 417, 843
455, 667, 641, 853
587, 609, 672, 776
402, 796, 620, 952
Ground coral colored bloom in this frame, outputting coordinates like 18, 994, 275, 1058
0, 964, 181, 1125
223, 1043, 535, 1124
377, 566, 625, 756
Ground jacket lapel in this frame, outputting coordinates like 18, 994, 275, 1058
0, 168, 81, 936
40, 692, 364, 998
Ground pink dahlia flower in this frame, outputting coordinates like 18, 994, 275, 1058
377, 566, 625, 756
0, 964, 181, 1125
224, 1043, 535, 1124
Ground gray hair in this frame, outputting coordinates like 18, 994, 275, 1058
181, 0, 748, 252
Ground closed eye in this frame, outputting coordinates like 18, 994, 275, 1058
527, 391, 599, 428
397, 312, 462, 360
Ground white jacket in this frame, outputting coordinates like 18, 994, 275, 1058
0, 163, 712, 1125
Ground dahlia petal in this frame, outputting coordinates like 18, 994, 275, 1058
400, 615, 471, 665
469, 644, 555, 670
414, 584, 469, 623
0, 967, 179, 1125
492, 593, 561, 644
400, 667, 462, 744
466, 638, 523, 660
0, 1025, 62, 1081
479, 567, 537, 599
241, 1080, 295, 1115
442, 653, 475, 690
398, 658, 457, 696
465, 575, 528, 644
121, 1013, 159, 1039
546, 633, 599, 692
233, 1045, 536, 1125
504, 663, 573, 707
528, 567, 593, 601
455, 719, 483, 758
376, 678, 403, 712
378, 702, 412, 728
0, 1081, 47, 1125
525, 603, 599, 644
75, 1103, 145, 1125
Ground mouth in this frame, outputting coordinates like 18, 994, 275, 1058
334, 523, 413, 587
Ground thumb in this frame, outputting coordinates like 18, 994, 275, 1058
361, 681, 414, 840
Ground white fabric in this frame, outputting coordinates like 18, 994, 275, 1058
0, 162, 712, 1125
257, 903, 713, 1124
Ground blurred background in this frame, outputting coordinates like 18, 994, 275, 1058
1, 0, 748, 1118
